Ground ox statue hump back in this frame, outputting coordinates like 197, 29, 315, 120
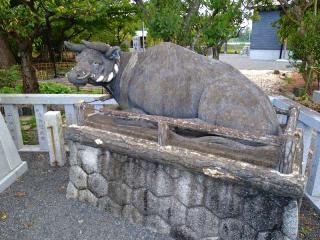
65, 41, 280, 135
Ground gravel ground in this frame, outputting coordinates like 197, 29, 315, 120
0, 153, 173, 240
240, 70, 288, 95
219, 54, 292, 95
1, 152, 319, 240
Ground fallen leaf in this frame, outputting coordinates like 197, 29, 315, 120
15, 191, 27, 198
0, 212, 8, 221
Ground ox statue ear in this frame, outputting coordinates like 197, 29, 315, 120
64, 41, 85, 52
81, 40, 110, 53
105, 46, 121, 60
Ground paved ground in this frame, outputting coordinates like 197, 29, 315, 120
0, 153, 173, 240
220, 54, 293, 70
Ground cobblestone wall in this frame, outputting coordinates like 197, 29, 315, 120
66, 142, 299, 240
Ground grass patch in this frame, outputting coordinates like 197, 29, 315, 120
220, 44, 246, 54
20, 116, 38, 145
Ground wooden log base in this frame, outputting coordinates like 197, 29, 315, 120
66, 125, 305, 198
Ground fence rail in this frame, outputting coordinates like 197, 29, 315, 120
0, 94, 116, 152
0, 94, 319, 211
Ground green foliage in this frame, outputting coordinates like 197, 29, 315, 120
39, 82, 72, 94
277, 2, 320, 93
0, 85, 23, 93
0, 65, 21, 88
0, 82, 72, 94
0, 0, 140, 92
146, 0, 183, 42
229, 27, 251, 43
142, 0, 272, 56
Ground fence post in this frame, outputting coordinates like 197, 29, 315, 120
306, 131, 320, 197
3, 105, 24, 150
44, 111, 66, 167
64, 104, 78, 125
299, 124, 313, 175
34, 104, 48, 150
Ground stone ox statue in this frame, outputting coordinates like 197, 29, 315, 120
65, 41, 280, 135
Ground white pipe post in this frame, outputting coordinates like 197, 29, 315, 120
44, 111, 66, 167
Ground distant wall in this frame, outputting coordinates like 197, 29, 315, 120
250, 10, 286, 60
250, 49, 285, 60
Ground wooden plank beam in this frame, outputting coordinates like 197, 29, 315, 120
93, 109, 281, 146
158, 121, 169, 146
66, 125, 305, 198
279, 107, 300, 174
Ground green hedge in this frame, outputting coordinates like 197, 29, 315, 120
0, 82, 72, 94
0, 65, 21, 88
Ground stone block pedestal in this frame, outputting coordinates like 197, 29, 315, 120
66, 142, 301, 240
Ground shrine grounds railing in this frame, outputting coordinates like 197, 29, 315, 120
0, 94, 319, 211
0, 94, 116, 152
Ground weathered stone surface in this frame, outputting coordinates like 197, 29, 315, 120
68, 142, 79, 166
201, 238, 220, 240
175, 171, 204, 207
69, 166, 87, 189
112, 152, 128, 163
282, 200, 299, 240
218, 218, 246, 240
186, 207, 219, 238
146, 193, 186, 226
66, 182, 78, 199
97, 196, 122, 216
66, 146, 302, 239
122, 205, 144, 225
147, 164, 174, 197
170, 225, 198, 240
131, 188, 148, 215
204, 180, 241, 218
164, 165, 181, 179
168, 197, 187, 226
79, 190, 98, 206
88, 173, 108, 198
145, 215, 170, 234
256, 231, 285, 240
243, 195, 284, 231
123, 159, 146, 189
79, 146, 101, 174
101, 151, 124, 181
108, 182, 132, 205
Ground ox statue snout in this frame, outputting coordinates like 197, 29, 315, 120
66, 69, 90, 86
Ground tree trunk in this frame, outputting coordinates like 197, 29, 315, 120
44, 15, 57, 78
212, 46, 220, 60
20, 45, 39, 93
0, 35, 16, 67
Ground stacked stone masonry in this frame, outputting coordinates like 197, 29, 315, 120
66, 142, 299, 240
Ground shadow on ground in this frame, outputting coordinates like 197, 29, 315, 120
0, 153, 173, 240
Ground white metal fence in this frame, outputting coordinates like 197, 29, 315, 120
0, 94, 116, 152
0, 94, 319, 209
